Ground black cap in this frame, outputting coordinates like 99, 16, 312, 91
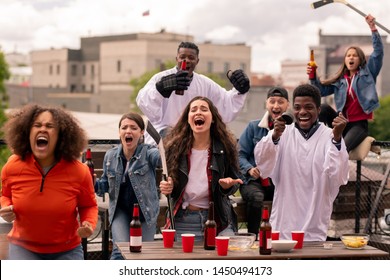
267, 87, 289, 101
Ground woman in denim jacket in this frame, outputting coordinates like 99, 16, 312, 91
95, 112, 161, 259
308, 14, 383, 152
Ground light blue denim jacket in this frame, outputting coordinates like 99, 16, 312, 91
310, 31, 383, 114
238, 112, 270, 185
95, 143, 161, 226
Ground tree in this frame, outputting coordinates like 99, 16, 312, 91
129, 61, 227, 112
0, 50, 10, 108
0, 50, 11, 187
368, 95, 390, 141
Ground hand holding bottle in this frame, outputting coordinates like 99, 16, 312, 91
307, 50, 317, 80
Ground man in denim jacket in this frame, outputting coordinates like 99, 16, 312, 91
238, 87, 289, 238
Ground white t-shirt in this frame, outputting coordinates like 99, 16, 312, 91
182, 149, 209, 209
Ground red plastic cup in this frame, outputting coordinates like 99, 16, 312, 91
291, 231, 305, 249
271, 230, 280, 240
181, 233, 195, 253
215, 236, 230, 256
162, 229, 176, 248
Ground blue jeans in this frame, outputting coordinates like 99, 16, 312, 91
9, 243, 84, 260
110, 208, 156, 260
175, 208, 234, 243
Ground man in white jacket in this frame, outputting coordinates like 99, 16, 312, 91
254, 84, 349, 241
136, 42, 249, 143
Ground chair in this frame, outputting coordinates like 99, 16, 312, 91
348, 136, 381, 233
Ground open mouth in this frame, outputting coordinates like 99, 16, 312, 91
298, 116, 311, 124
125, 136, 133, 143
272, 111, 282, 118
194, 118, 205, 126
36, 136, 48, 148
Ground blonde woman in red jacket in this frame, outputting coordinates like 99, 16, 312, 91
0, 104, 98, 260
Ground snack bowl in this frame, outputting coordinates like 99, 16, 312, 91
272, 240, 297, 253
228, 233, 256, 251
341, 233, 369, 249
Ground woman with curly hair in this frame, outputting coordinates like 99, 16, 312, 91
0, 104, 98, 260
159, 96, 243, 241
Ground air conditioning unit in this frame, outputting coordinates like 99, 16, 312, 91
385, 209, 390, 226
379, 209, 390, 232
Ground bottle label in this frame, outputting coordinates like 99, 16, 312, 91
130, 236, 142, 247
259, 230, 272, 249
205, 228, 216, 246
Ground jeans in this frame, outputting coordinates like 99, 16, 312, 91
110, 207, 156, 260
175, 208, 234, 243
9, 243, 84, 260
319, 104, 368, 152
240, 180, 274, 238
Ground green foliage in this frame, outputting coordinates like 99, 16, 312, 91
0, 50, 11, 189
129, 61, 228, 112
368, 95, 390, 141
0, 51, 10, 108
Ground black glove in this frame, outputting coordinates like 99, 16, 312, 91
227, 69, 250, 94
156, 71, 191, 98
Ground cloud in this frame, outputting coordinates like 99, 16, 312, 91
0, 0, 389, 74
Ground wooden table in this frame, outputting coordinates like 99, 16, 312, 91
117, 240, 389, 260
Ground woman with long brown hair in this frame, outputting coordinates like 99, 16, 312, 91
159, 96, 243, 241
308, 14, 383, 152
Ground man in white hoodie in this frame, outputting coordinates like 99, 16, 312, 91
254, 84, 349, 241
136, 41, 250, 143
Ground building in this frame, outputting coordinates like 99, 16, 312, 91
8, 31, 251, 115
280, 29, 390, 98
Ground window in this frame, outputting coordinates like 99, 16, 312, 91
91, 65, 95, 76
82, 84, 86, 92
70, 84, 76, 92
56, 65, 60, 75
207, 62, 213, 73
82, 65, 86, 76
71, 64, 77, 76
117, 60, 121, 73
49, 65, 53, 75
91, 84, 94, 93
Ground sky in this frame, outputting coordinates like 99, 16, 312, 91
0, 0, 389, 74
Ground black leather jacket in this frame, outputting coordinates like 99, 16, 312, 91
170, 139, 240, 233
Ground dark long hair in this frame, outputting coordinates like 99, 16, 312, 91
2, 104, 88, 161
321, 46, 367, 85
164, 96, 239, 186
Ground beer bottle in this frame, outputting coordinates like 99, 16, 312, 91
308, 49, 317, 80
259, 206, 272, 255
85, 148, 94, 183
204, 201, 216, 250
175, 60, 187, 95
130, 203, 142, 253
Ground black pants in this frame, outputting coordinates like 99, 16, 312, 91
239, 180, 274, 238
319, 104, 368, 152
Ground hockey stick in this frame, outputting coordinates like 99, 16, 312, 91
311, 0, 390, 34
143, 117, 175, 229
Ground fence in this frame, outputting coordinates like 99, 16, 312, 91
1, 139, 389, 259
